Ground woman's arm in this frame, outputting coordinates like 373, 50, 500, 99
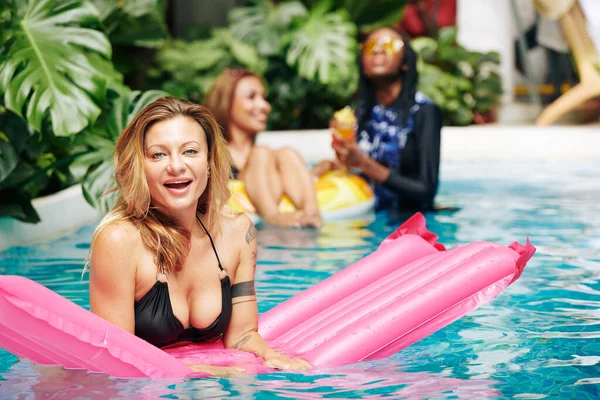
223, 215, 310, 370
89, 223, 137, 333
380, 104, 442, 203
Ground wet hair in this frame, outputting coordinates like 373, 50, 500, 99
204, 68, 262, 141
90, 96, 231, 274
355, 27, 419, 130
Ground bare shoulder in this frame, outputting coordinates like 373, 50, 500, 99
93, 220, 140, 251
218, 211, 256, 245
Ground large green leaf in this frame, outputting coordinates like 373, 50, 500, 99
213, 28, 267, 74
73, 89, 168, 213
229, 0, 308, 57
286, 5, 356, 84
0, 0, 122, 136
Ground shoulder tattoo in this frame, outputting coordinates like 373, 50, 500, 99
245, 223, 256, 244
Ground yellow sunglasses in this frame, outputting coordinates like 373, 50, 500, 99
359, 38, 404, 56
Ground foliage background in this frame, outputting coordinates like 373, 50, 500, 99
0, 0, 501, 222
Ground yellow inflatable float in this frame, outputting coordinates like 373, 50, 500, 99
227, 171, 375, 222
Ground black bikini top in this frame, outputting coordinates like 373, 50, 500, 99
134, 218, 232, 347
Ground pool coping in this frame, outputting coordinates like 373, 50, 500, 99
1, 125, 598, 251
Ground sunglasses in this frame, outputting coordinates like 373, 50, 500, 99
359, 38, 404, 56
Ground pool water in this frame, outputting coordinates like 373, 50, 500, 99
1, 160, 600, 399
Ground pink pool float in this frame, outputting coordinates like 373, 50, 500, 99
0, 213, 535, 378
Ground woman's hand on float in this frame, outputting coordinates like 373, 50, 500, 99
263, 353, 311, 371
331, 130, 367, 170
184, 362, 245, 377
311, 159, 341, 177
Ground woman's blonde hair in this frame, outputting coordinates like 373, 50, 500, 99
90, 96, 231, 274
204, 68, 261, 141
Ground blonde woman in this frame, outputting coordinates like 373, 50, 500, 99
89, 97, 310, 376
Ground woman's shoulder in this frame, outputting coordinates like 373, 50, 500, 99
413, 93, 440, 113
414, 100, 442, 123
93, 219, 141, 252
218, 211, 255, 244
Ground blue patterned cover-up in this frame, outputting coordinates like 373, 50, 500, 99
357, 92, 433, 209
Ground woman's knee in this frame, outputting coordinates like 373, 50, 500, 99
275, 147, 303, 164
247, 146, 276, 165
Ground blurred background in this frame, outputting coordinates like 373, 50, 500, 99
0, 0, 598, 224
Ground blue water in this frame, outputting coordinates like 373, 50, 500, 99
1, 160, 600, 399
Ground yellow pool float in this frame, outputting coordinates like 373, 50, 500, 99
227, 170, 375, 222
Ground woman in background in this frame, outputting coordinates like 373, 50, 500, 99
314, 27, 442, 211
205, 69, 321, 228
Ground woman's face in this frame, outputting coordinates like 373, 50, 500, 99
361, 28, 405, 80
144, 116, 209, 214
230, 76, 271, 136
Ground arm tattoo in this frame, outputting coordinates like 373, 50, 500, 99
232, 299, 257, 306
245, 223, 256, 244
231, 281, 255, 298
232, 334, 251, 349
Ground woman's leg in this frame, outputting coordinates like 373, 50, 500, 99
274, 147, 321, 227
243, 146, 307, 227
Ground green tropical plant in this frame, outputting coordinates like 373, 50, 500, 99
0, 0, 171, 222
221, 0, 359, 128
285, 1, 356, 84
152, 28, 267, 104
0, 105, 84, 222
231, 0, 357, 86
229, 0, 308, 57
314, 0, 408, 32
0, 0, 122, 137
412, 27, 502, 126
70, 89, 169, 213
0, 0, 127, 222
90, 0, 167, 48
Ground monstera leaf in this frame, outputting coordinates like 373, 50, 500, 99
71, 89, 168, 213
229, 0, 308, 56
286, 0, 356, 84
0, 0, 122, 137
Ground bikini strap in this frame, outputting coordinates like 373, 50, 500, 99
197, 217, 224, 271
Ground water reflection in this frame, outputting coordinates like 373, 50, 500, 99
0, 360, 500, 399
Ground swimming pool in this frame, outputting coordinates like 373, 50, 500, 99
1, 158, 599, 399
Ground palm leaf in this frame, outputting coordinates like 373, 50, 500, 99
0, 0, 122, 137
